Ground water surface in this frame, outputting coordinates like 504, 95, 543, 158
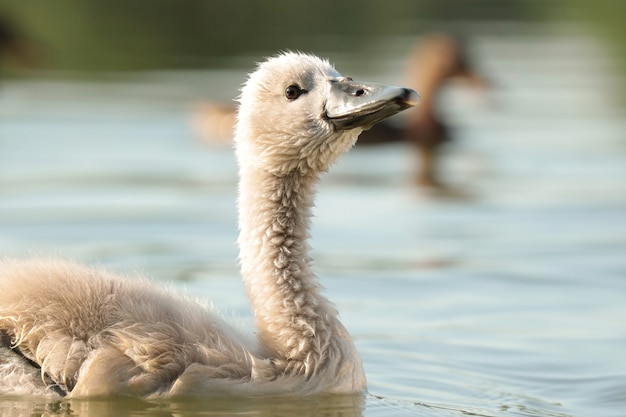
0, 30, 625, 417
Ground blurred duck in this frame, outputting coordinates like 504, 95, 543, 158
192, 101, 238, 145
192, 34, 487, 189
359, 33, 488, 187
0, 12, 42, 72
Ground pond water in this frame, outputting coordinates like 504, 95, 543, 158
0, 29, 625, 417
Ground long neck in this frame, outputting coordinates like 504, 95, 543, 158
237, 165, 360, 378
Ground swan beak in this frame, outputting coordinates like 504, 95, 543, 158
325, 79, 419, 131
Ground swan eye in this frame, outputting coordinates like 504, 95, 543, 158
285, 85, 303, 100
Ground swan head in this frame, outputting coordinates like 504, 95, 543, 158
235, 51, 419, 175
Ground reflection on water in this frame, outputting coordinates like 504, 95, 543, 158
0, 25, 625, 417
0, 394, 367, 417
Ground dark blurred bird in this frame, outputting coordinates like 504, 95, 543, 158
358, 33, 488, 187
0, 12, 41, 72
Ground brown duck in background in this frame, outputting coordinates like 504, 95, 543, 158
0, 12, 43, 72
358, 33, 488, 188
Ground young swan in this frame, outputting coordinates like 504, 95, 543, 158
0, 52, 418, 398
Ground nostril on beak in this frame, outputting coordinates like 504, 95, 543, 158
355, 89, 365, 97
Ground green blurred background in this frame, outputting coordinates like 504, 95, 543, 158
0, 0, 624, 86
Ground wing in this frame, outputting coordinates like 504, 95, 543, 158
0, 258, 254, 397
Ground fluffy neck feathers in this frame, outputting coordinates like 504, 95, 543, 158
237, 168, 333, 361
